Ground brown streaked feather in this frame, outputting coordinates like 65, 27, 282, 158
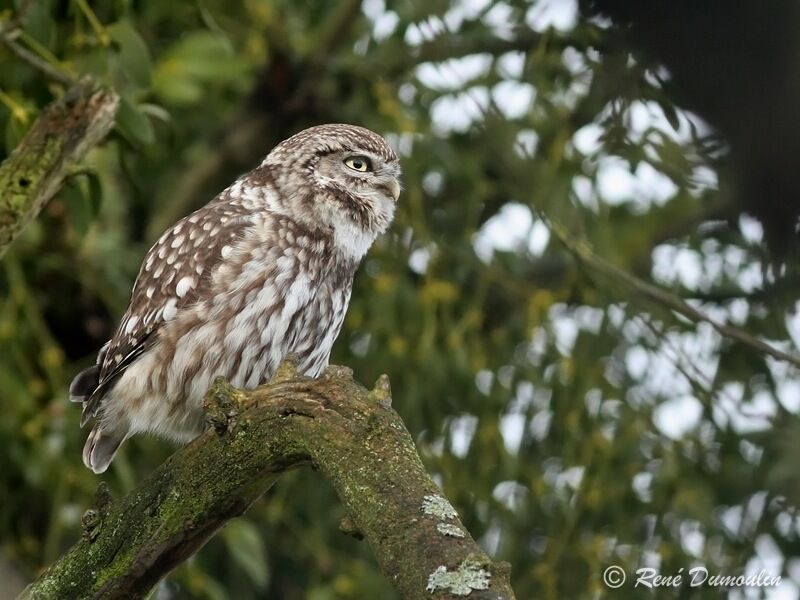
82, 196, 256, 425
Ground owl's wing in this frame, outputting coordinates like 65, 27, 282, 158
76, 198, 254, 426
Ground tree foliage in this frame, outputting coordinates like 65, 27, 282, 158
1, 1, 798, 598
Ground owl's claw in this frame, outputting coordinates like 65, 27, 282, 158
270, 354, 300, 383
323, 364, 353, 380
203, 378, 248, 434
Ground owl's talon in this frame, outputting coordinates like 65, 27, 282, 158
270, 355, 300, 383
203, 379, 247, 434
323, 365, 353, 381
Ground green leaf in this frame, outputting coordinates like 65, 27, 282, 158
84, 170, 103, 217
220, 520, 269, 588
4, 113, 31, 154
107, 20, 153, 90
63, 179, 92, 237
59, 168, 103, 226
23, 0, 56, 47
152, 77, 203, 105
114, 95, 155, 147
152, 31, 250, 105
182, 570, 229, 600
137, 103, 171, 123
660, 100, 681, 132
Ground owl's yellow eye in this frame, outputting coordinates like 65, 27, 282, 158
344, 156, 372, 172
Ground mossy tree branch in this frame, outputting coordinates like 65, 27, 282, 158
0, 77, 118, 259
21, 362, 517, 600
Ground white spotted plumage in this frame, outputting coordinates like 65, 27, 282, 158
69, 124, 401, 473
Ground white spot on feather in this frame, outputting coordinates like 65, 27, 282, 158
143, 308, 161, 325
124, 315, 139, 334
175, 276, 195, 298
162, 298, 178, 321
171, 234, 185, 248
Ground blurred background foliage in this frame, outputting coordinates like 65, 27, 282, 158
1, 0, 799, 598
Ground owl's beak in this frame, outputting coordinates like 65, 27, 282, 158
389, 179, 401, 202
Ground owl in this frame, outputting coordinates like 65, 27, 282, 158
69, 124, 401, 473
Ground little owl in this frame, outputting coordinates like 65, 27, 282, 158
69, 124, 401, 473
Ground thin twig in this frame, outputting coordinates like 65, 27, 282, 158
0, 29, 75, 85
0, 0, 33, 34
73, 0, 110, 46
546, 217, 800, 370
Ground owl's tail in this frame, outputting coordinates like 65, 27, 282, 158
70, 343, 127, 473
69, 364, 100, 403
69, 362, 106, 428
69, 340, 109, 405
83, 425, 128, 474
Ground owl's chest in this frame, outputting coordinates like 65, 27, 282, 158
284, 275, 352, 367
210, 243, 354, 381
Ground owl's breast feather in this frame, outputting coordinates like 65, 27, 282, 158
123, 221, 356, 441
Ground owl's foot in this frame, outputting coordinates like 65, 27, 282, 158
203, 378, 249, 434
270, 354, 301, 383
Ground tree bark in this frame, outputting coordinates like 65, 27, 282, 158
0, 77, 118, 258
19, 361, 517, 600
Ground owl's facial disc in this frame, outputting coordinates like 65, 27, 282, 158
304, 147, 400, 260
262, 124, 400, 259
338, 150, 401, 200
341, 155, 400, 200
313, 147, 400, 216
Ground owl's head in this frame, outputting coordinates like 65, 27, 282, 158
263, 124, 401, 260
